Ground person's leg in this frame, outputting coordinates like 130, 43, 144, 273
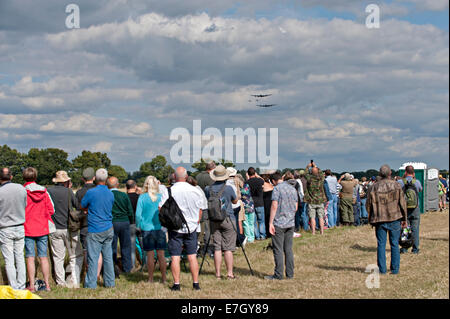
67, 231, 84, 287
24, 237, 36, 290
234, 207, 244, 245
257, 206, 267, 239
271, 226, 284, 279
171, 256, 181, 284
243, 212, 255, 242
111, 222, 119, 267
326, 200, 334, 228
129, 223, 137, 269
334, 196, 340, 226
388, 220, 401, 274
146, 251, 155, 282
224, 251, 234, 277
35, 235, 51, 290
101, 227, 116, 288
156, 249, 167, 283
185, 232, 200, 284
309, 205, 317, 235
319, 218, 325, 235
409, 209, 420, 253
302, 203, 310, 231
0, 230, 19, 289
49, 230, 68, 286
284, 227, 295, 278
214, 250, 222, 277
375, 223, 387, 274
84, 232, 102, 289
254, 208, 261, 240
14, 232, 26, 290
97, 253, 103, 279
360, 198, 368, 219
187, 254, 200, 284
119, 222, 132, 273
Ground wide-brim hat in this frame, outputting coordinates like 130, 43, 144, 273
52, 170, 71, 183
210, 165, 230, 181
226, 167, 237, 177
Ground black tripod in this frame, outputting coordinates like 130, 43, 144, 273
199, 216, 254, 276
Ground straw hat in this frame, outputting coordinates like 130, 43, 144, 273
210, 165, 230, 181
52, 170, 71, 183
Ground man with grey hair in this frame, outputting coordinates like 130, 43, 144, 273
167, 167, 207, 291
81, 168, 116, 288
366, 164, 407, 275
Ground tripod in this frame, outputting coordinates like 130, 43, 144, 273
199, 216, 254, 276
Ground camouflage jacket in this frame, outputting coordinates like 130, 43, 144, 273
303, 167, 327, 205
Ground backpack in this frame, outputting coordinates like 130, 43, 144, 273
207, 184, 228, 222
403, 178, 419, 209
159, 188, 190, 233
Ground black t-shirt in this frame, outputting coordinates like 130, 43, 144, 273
247, 177, 264, 208
127, 192, 139, 224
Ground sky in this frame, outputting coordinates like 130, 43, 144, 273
0, 0, 448, 173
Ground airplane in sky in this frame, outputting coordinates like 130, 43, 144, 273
257, 104, 277, 108
251, 94, 272, 98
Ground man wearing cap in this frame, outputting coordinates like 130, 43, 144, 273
75, 168, 97, 274
47, 170, 83, 288
205, 165, 238, 280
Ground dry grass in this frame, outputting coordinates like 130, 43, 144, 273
1, 209, 448, 299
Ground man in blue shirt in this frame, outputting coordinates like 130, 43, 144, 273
205, 165, 238, 280
397, 165, 422, 254
80, 168, 115, 289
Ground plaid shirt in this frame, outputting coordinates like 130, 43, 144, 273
303, 167, 327, 205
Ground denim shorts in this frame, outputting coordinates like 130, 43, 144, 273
142, 230, 167, 251
168, 231, 198, 256
25, 235, 48, 258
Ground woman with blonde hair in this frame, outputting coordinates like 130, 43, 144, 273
135, 176, 167, 283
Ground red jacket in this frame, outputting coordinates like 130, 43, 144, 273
23, 182, 54, 237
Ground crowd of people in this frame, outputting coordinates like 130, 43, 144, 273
0, 161, 447, 292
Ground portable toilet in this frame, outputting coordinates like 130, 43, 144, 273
426, 168, 440, 211
398, 162, 427, 214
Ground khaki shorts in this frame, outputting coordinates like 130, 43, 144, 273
308, 203, 325, 219
210, 216, 237, 252
440, 194, 447, 203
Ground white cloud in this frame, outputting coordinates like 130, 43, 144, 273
93, 141, 113, 152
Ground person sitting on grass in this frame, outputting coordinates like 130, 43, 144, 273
135, 175, 167, 283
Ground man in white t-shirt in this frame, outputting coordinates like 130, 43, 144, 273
167, 167, 207, 291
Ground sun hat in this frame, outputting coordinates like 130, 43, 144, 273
344, 173, 351, 180
299, 170, 305, 176
82, 167, 95, 180
210, 165, 230, 182
52, 170, 71, 183
226, 167, 237, 177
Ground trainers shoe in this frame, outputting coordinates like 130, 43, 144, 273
193, 283, 201, 290
170, 284, 181, 291
293, 232, 302, 238
264, 275, 282, 280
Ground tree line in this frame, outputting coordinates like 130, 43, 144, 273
1, 144, 419, 187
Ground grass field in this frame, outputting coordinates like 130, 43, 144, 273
1, 209, 448, 299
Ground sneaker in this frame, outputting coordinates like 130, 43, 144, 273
293, 232, 302, 238
170, 284, 181, 291
193, 283, 201, 290
412, 249, 420, 255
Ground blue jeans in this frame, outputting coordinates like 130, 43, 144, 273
234, 207, 246, 244
375, 220, 401, 274
402, 207, 420, 253
353, 203, 360, 226
112, 221, 132, 273
254, 206, 266, 240
301, 203, 309, 231
294, 203, 302, 231
360, 198, 368, 218
84, 227, 115, 289
327, 194, 339, 227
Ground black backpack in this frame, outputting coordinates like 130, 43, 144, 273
159, 188, 190, 233
207, 184, 228, 222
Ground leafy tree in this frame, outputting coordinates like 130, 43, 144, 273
108, 165, 129, 184
26, 148, 72, 185
72, 150, 111, 170
139, 155, 174, 183
0, 145, 28, 184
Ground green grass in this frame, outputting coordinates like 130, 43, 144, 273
1, 209, 448, 299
